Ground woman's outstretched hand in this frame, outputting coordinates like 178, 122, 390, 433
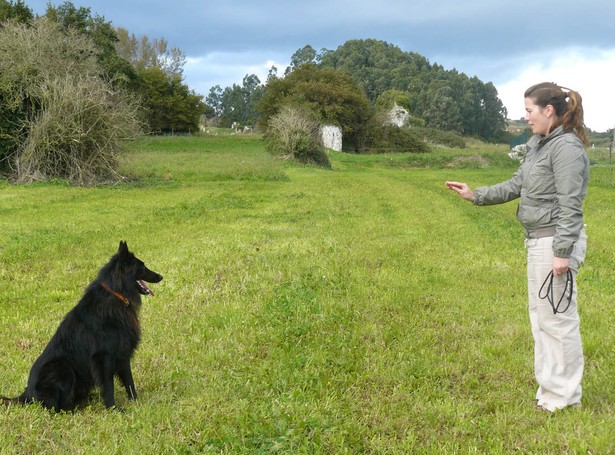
445, 181, 475, 202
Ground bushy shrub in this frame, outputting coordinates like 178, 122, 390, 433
356, 111, 430, 154
265, 106, 331, 168
0, 18, 141, 184
413, 127, 466, 148
16, 75, 141, 184
368, 125, 430, 154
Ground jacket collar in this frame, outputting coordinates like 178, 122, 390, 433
537, 125, 565, 148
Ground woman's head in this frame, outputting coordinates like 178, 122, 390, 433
524, 82, 588, 146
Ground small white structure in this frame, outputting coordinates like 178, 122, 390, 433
321, 124, 342, 151
387, 104, 409, 127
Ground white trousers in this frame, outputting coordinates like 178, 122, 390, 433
525, 230, 587, 411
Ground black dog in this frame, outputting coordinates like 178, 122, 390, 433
2, 241, 162, 412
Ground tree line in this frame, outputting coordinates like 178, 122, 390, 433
207, 41, 508, 143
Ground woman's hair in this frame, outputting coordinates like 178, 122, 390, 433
524, 82, 589, 147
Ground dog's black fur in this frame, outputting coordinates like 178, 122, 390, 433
1, 241, 162, 412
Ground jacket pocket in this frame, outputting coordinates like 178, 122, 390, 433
532, 155, 551, 175
516, 201, 553, 229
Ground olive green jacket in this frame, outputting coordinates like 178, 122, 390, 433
473, 126, 589, 258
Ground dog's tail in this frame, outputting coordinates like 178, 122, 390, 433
1, 395, 24, 407
1, 396, 16, 405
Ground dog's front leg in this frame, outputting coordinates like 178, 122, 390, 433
116, 359, 137, 401
99, 354, 117, 408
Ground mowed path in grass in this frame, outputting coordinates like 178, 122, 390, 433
0, 135, 613, 453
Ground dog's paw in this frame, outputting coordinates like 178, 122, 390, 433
126, 385, 138, 401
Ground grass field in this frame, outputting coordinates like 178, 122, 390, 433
0, 135, 613, 453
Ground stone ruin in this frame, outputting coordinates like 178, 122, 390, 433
387, 104, 409, 127
321, 124, 342, 151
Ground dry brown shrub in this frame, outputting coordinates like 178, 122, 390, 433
0, 18, 141, 185
265, 106, 331, 168
16, 75, 141, 185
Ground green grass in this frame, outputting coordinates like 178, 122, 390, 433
1, 135, 613, 453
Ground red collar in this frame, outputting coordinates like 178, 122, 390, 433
102, 282, 130, 306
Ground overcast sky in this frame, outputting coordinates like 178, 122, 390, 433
27, 0, 615, 132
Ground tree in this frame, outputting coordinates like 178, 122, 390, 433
257, 64, 372, 150
137, 67, 205, 134
0, 0, 33, 23
115, 27, 186, 77
205, 85, 223, 118
422, 86, 463, 133
114, 26, 200, 133
205, 74, 264, 127
43, 1, 137, 87
375, 89, 412, 112
475, 82, 507, 139
285, 44, 318, 75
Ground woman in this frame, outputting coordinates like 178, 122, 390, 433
446, 82, 589, 412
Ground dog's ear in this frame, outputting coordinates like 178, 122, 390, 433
118, 241, 129, 257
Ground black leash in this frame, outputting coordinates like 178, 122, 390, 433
538, 269, 573, 314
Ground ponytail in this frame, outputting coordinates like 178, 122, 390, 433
524, 82, 589, 147
561, 89, 589, 147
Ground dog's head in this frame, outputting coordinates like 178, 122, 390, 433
116, 241, 163, 296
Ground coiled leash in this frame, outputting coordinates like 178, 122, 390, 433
538, 269, 573, 314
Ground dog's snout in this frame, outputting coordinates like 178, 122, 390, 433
151, 273, 163, 283
143, 268, 163, 283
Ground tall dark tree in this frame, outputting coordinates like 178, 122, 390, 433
115, 27, 186, 77
206, 74, 264, 128
422, 86, 463, 133
44, 1, 137, 86
0, 0, 33, 23
285, 44, 319, 75
206, 85, 224, 118
138, 67, 205, 134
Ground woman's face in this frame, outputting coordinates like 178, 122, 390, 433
524, 97, 554, 136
